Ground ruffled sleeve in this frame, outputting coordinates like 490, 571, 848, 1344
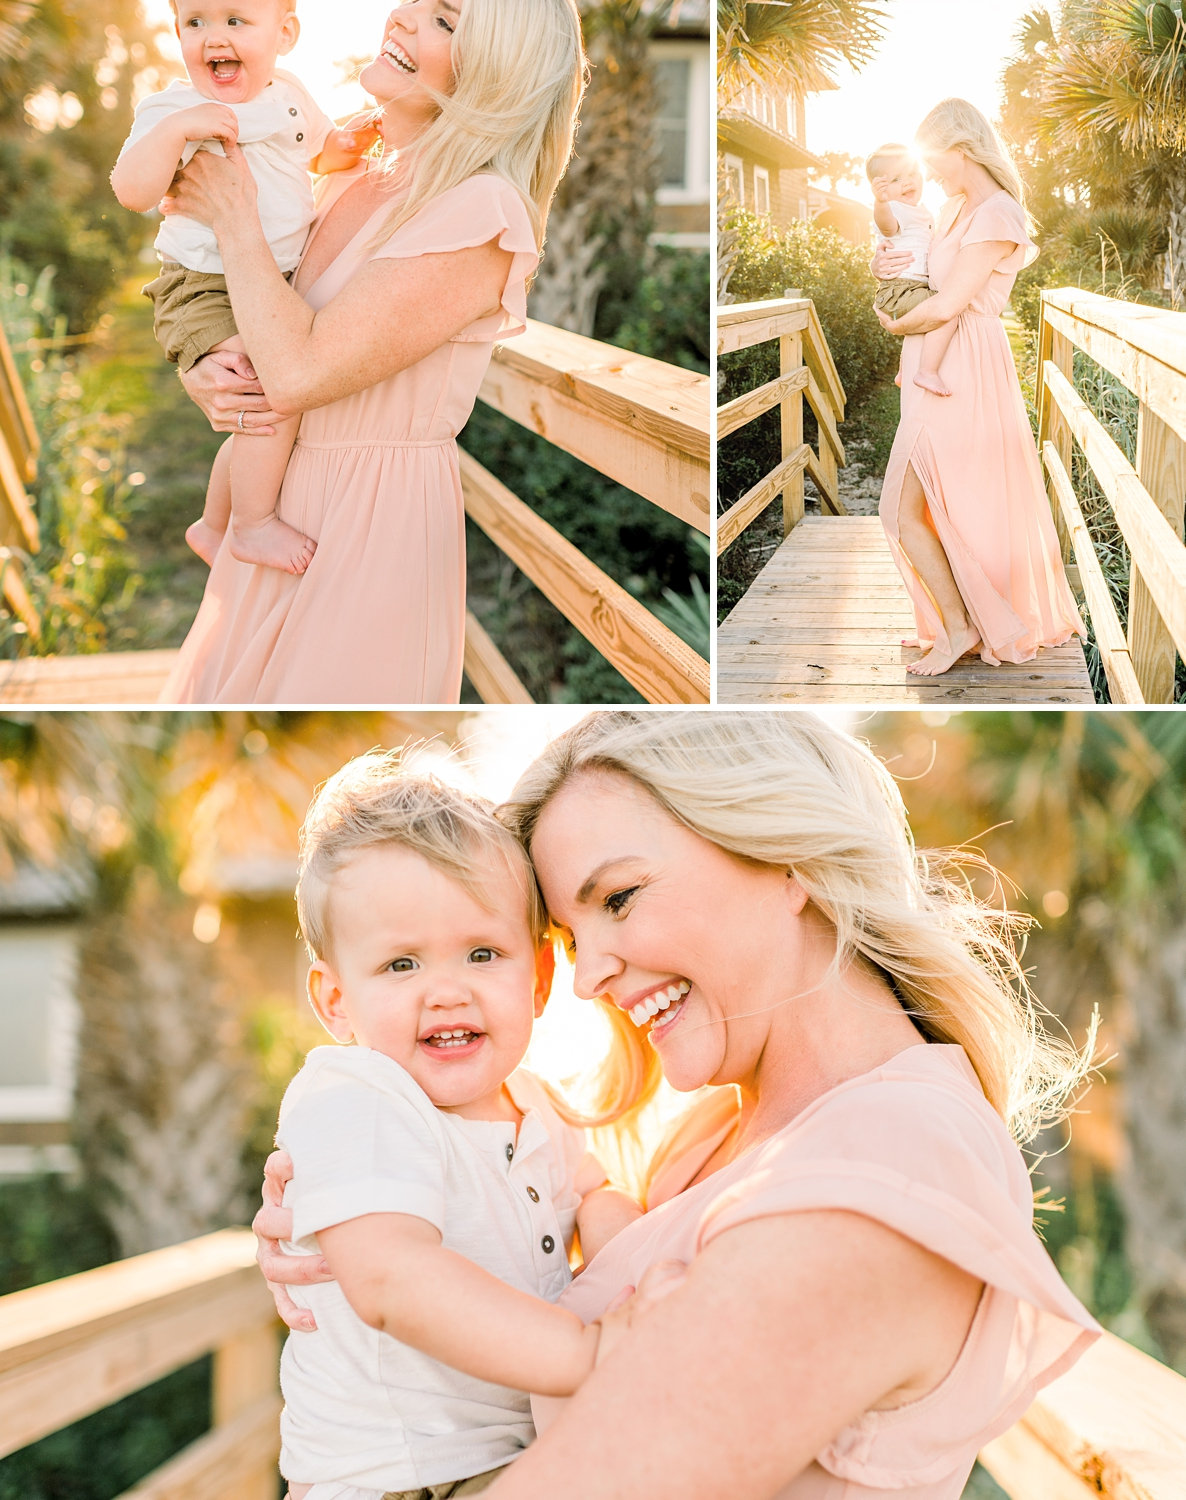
696, 1047, 1100, 1489
370, 172, 539, 342
962, 190, 1038, 273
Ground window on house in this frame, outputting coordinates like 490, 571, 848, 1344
754, 166, 771, 217
653, 41, 711, 206
723, 153, 744, 207
0, 925, 79, 1119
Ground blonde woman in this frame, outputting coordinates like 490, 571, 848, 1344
256, 710, 1100, 1500
874, 98, 1083, 677
159, 0, 584, 704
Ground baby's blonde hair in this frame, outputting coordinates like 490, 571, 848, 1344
501, 710, 1091, 1144
370, 0, 586, 258
296, 750, 547, 963
915, 97, 1030, 218
865, 142, 913, 181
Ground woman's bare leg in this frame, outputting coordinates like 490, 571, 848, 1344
897, 461, 980, 674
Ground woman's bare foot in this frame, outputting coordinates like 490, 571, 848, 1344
230, 514, 317, 574
894, 370, 903, 389
185, 517, 225, 567
907, 623, 981, 676
914, 369, 951, 397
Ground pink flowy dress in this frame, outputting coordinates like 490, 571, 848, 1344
547, 1045, 1100, 1499
879, 192, 1084, 664
161, 171, 538, 705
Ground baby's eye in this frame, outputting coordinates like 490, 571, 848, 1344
604, 886, 638, 916
388, 956, 417, 973
468, 947, 496, 964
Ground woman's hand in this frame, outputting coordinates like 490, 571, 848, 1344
179, 349, 285, 435
160, 139, 258, 235
871, 239, 914, 280
253, 1148, 333, 1332
875, 307, 901, 334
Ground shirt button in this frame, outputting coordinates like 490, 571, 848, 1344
289, 107, 298, 116
505, 1143, 514, 1162
541, 1235, 555, 1254
296, 132, 304, 142
526, 1186, 540, 1203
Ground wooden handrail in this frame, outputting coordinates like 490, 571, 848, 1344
979, 1329, 1186, 1499
0, 318, 41, 641
715, 296, 847, 553
1036, 288, 1186, 703
0, 1229, 280, 1500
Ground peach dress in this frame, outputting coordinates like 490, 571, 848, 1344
162, 172, 538, 705
879, 192, 1084, 664
548, 1045, 1100, 1499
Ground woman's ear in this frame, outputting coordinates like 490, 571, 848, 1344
785, 872, 811, 917
533, 938, 556, 1018
307, 960, 353, 1042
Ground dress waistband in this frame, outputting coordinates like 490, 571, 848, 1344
293, 437, 454, 451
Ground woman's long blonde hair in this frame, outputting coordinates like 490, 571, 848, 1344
371, 0, 586, 256
916, 97, 1031, 221
501, 710, 1092, 1145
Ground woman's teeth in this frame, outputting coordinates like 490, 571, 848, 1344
425, 1029, 478, 1049
629, 981, 690, 1029
382, 40, 417, 74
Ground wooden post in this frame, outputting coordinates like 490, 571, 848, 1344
1045, 316, 1076, 561
213, 1325, 280, 1500
1129, 402, 1186, 701
780, 331, 804, 535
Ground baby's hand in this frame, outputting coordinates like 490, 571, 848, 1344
870, 174, 898, 204
177, 102, 239, 147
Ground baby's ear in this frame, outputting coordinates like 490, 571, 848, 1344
533, 939, 556, 1018
307, 959, 353, 1042
277, 11, 300, 55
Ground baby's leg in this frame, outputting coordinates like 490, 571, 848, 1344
228, 412, 313, 574
186, 437, 232, 566
914, 318, 959, 398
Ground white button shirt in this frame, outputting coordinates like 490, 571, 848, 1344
119, 71, 333, 274
276, 1046, 589, 1492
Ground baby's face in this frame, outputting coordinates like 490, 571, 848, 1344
310, 843, 546, 1120
886, 162, 924, 204
175, 0, 298, 105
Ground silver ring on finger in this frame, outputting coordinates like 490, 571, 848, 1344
237, 409, 247, 432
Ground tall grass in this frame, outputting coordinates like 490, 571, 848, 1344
0, 259, 141, 658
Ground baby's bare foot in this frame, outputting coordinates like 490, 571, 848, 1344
185, 518, 225, 568
230, 514, 317, 575
914, 369, 951, 397
894, 370, 903, 388
907, 624, 981, 676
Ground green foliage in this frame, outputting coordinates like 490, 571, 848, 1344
0, 1174, 115, 1295
0, 0, 170, 331
0, 258, 142, 657
717, 0, 888, 99
601, 247, 710, 372
652, 533, 710, 657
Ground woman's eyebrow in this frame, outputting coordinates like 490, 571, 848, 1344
576, 857, 636, 903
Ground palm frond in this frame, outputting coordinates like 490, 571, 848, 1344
718, 0, 888, 100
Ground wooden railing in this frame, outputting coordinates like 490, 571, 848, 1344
979, 1328, 1186, 1499
0, 317, 41, 642
3, 1234, 1186, 1499
0, 1230, 280, 1500
1036, 288, 1186, 703
715, 296, 847, 552
465, 319, 710, 704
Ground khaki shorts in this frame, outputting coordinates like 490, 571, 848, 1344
383, 1469, 505, 1499
142, 262, 241, 373
874, 277, 934, 318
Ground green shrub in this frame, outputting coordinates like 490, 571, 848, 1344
603, 247, 710, 372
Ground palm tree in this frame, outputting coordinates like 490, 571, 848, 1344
1040, 0, 1186, 304
717, 0, 888, 105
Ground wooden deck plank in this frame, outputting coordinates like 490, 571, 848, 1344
0, 649, 178, 704
717, 516, 1094, 704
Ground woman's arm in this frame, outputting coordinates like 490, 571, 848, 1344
318, 1213, 600, 1396
878, 239, 1013, 335
485, 1211, 983, 1500
161, 145, 514, 413
111, 105, 239, 212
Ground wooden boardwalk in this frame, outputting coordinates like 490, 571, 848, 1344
0, 649, 176, 704
717, 517, 1095, 704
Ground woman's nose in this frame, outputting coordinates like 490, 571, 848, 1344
571, 942, 623, 1004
